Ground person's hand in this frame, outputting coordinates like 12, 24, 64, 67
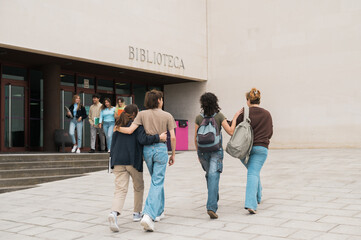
99, 123, 102, 128
169, 154, 175, 166
159, 132, 167, 142
77, 117, 82, 122
67, 111, 71, 117
234, 108, 243, 119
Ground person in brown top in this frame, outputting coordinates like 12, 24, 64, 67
232, 88, 273, 214
114, 89, 176, 232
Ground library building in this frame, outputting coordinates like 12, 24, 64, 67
1, 0, 360, 153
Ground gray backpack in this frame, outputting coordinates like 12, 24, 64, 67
226, 107, 253, 164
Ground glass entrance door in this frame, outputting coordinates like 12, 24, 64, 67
4, 85, 26, 148
80, 93, 93, 148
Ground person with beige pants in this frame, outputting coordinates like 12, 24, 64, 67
108, 104, 167, 232
111, 165, 144, 216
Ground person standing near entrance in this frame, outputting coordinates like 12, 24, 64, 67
99, 98, 115, 153
195, 92, 240, 219
115, 90, 176, 232
232, 88, 273, 214
67, 94, 88, 153
114, 97, 126, 120
88, 93, 106, 153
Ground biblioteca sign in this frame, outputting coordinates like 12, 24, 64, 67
129, 46, 185, 70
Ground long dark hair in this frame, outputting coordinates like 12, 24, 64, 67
200, 92, 221, 116
115, 104, 139, 127
101, 98, 112, 110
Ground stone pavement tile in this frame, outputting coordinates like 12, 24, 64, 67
62, 212, 99, 222
281, 220, 337, 232
270, 205, 314, 213
343, 204, 361, 211
194, 220, 227, 229
292, 195, 336, 202
318, 215, 361, 226
19, 216, 64, 226
252, 236, 289, 240
308, 208, 359, 217
222, 222, 249, 231
83, 224, 130, 235
301, 201, 347, 209
155, 222, 209, 237
330, 224, 361, 236
49, 220, 95, 231
264, 198, 305, 206
332, 197, 361, 204
18, 226, 53, 236
164, 236, 201, 240
220, 214, 288, 226
117, 229, 170, 240
0, 232, 41, 240
4, 223, 34, 233
240, 224, 297, 238
35, 229, 87, 240
273, 212, 324, 221
164, 216, 206, 227
287, 229, 323, 239
0, 219, 23, 231
348, 236, 361, 240
201, 230, 256, 239
313, 233, 351, 240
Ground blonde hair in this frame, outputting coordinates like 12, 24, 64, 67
72, 94, 81, 110
246, 88, 261, 104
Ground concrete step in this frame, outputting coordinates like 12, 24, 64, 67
0, 160, 108, 170
0, 174, 85, 188
0, 153, 109, 162
0, 166, 107, 179
0, 185, 36, 194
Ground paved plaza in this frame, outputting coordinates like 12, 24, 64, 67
0, 149, 361, 240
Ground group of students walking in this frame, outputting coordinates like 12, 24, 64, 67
106, 88, 273, 233
66, 94, 126, 153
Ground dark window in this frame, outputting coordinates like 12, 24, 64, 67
133, 84, 147, 110
29, 70, 43, 147
97, 79, 114, 91
60, 74, 75, 87
2, 65, 27, 81
78, 76, 94, 89
115, 82, 131, 95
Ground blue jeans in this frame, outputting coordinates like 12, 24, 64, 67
241, 146, 268, 210
69, 118, 83, 148
197, 148, 223, 213
102, 121, 114, 151
143, 143, 168, 220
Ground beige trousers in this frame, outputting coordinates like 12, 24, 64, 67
111, 165, 144, 214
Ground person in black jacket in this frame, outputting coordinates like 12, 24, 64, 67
66, 94, 88, 153
108, 104, 167, 232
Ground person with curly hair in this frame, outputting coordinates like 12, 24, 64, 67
232, 88, 273, 214
195, 92, 241, 219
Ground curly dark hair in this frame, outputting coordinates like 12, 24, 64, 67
200, 92, 221, 116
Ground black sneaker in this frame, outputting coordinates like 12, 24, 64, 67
88, 149, 95, 153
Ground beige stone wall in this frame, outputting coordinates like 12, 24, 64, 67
0, 0, 207, 81
206, 0, 361, 148
164, 82, 206, 150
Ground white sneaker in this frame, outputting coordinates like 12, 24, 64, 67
108, 212, 120, 232
154, 212, 165, 222
71, 145, 77, 153
140, 214, 154, 232
76, 148, 81, 154
108, 150, 110, 153
133, 212, 143, 222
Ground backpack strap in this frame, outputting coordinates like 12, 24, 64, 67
243, 106, 251, 123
